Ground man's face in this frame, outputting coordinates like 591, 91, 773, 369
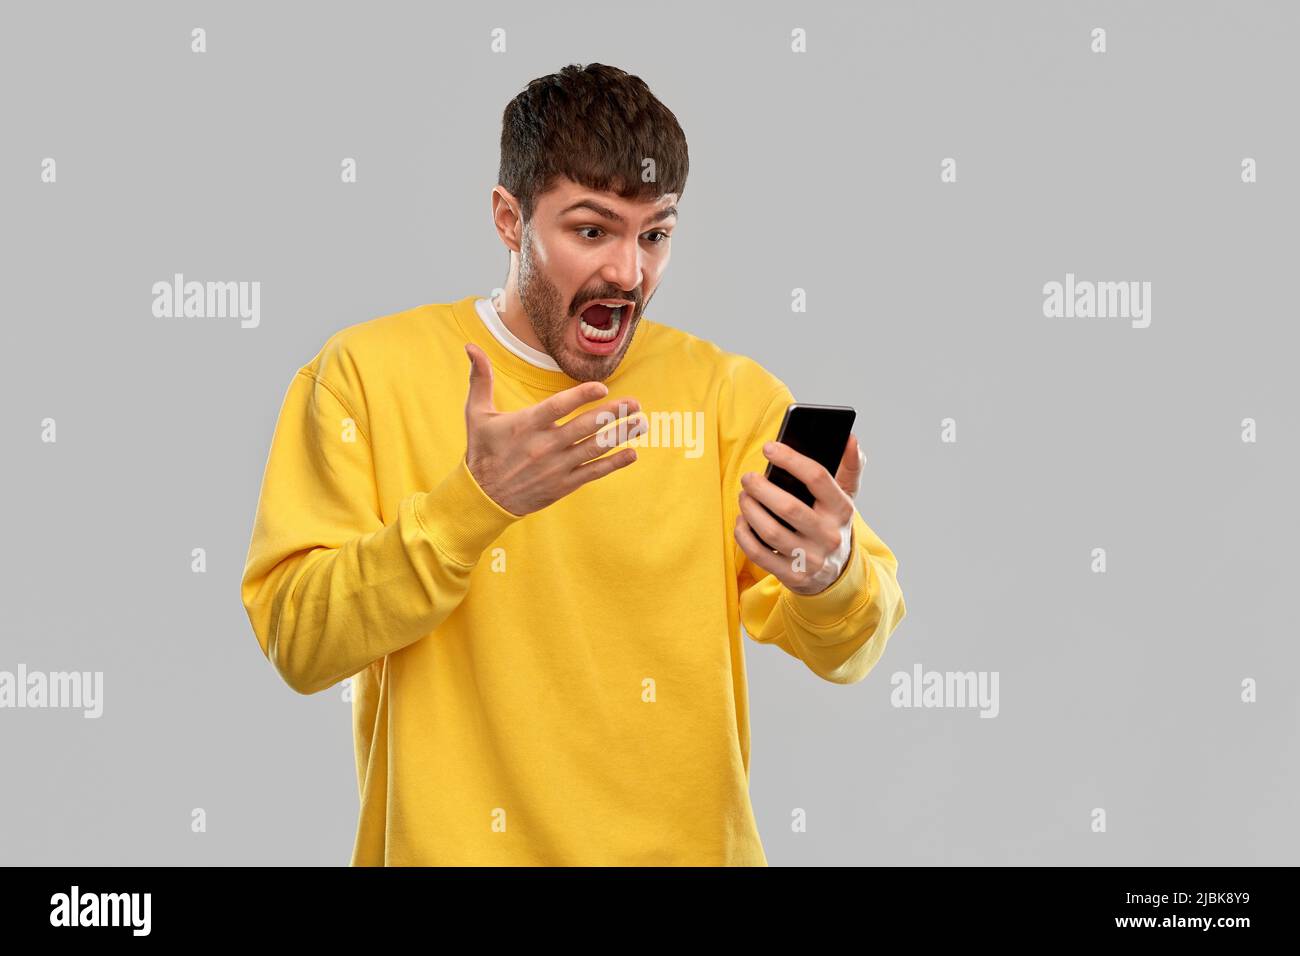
516, 176, 677, 382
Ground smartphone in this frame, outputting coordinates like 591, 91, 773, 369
748, 403, 857, 552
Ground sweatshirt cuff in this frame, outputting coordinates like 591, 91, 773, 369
413, 455, 524, 566
781, 528, 878, 630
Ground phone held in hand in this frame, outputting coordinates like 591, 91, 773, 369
748, 403, 856, 552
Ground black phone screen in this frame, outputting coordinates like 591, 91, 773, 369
749, 403, 856, 552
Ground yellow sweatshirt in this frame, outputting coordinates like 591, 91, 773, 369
240, 294, 907, 866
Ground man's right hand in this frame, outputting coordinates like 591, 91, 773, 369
462, 343, 645, 516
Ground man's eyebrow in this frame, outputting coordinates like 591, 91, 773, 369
558, 199, 678, 226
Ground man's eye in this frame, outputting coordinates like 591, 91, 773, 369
577, 227, 671, 244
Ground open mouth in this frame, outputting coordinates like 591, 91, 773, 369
574, 300, 635, 355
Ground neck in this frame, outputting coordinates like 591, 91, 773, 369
492, 277, 547, 352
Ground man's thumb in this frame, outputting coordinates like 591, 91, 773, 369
835, 433, 866, 499
464, 343, 495, 414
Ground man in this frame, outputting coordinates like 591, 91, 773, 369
240, 63, 906, 866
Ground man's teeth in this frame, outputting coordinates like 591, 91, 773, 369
579, 306, 623, 341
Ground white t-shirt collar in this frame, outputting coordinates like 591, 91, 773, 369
474, 297, 562, 371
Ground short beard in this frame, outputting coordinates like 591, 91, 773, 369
517, 224, 640, 383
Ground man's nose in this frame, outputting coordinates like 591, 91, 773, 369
600, 237, 645, 294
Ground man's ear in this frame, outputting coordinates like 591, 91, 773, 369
491, 186, 524, 254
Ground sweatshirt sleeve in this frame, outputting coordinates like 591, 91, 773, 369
731, 381, 907, 685
240, 368, 523, 695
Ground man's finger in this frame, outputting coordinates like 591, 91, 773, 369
555, 397, 642, 447
734, 515, 785, 576
741, 472, 818, 538
835, 433, 866, 499
528, 379, 609, 428
763, 440, 841, 509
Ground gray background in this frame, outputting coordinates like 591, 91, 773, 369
2, 0, 1296, 865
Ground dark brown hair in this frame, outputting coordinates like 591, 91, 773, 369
498, 63, 689, 225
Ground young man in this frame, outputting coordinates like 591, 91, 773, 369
240, 63, 906, 866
